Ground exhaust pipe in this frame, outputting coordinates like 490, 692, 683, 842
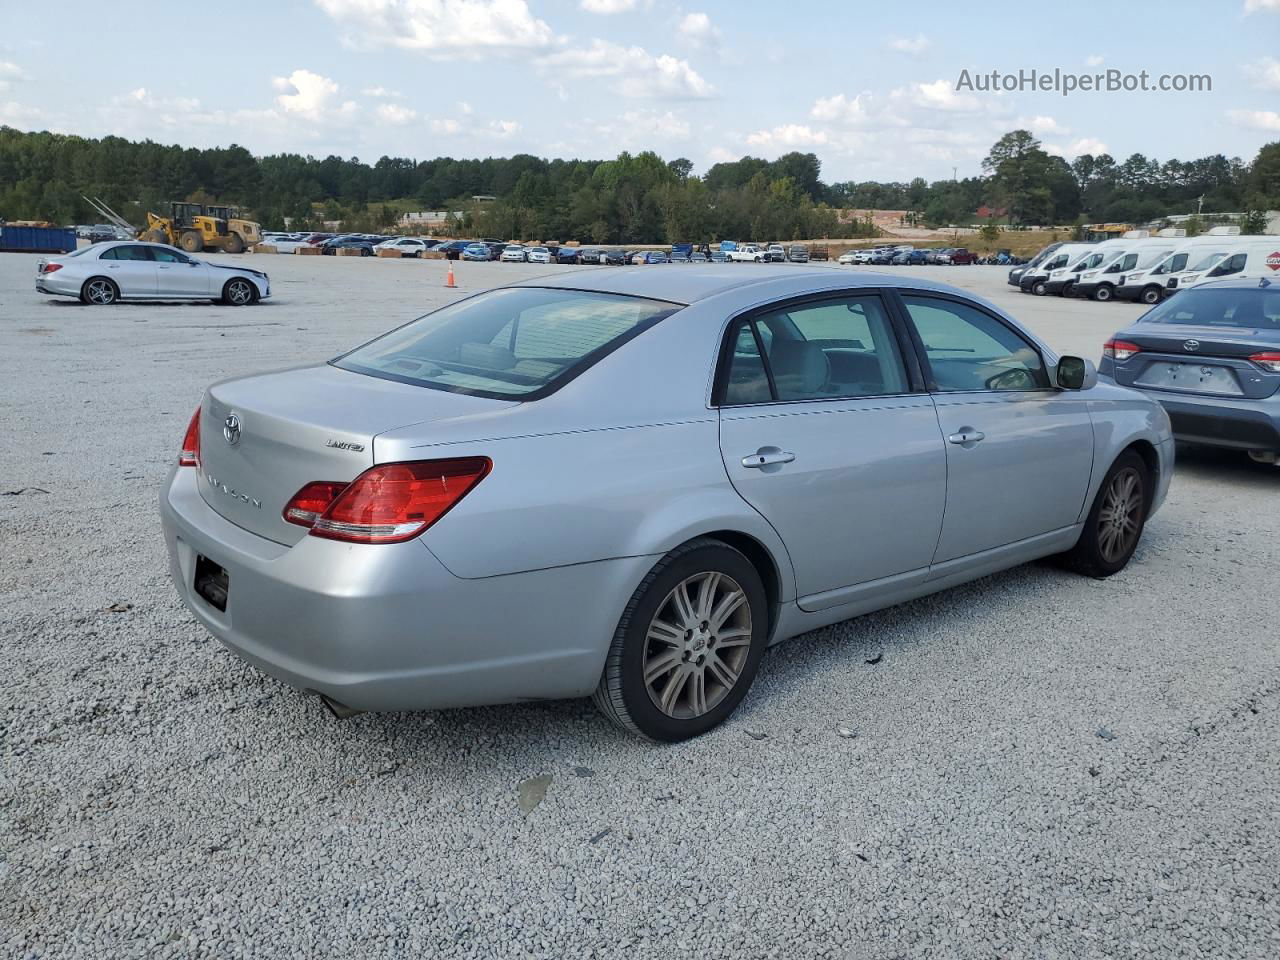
315, 692, 365, 719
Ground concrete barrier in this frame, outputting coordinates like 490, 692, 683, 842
252, 244, 279, 254
337, 247, 364, 257
295, 246, 321, 255
376, 248, 402, 258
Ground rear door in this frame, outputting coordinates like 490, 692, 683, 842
717, 291, 947, 608
152, 246, 212, 297
895, 292, 1095, 564
99, 244, 157, 297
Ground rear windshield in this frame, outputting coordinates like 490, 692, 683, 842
1142, 287, 1280, 329
333, 287, 680, 399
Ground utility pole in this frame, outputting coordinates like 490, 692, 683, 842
1196, 195, 1204, 215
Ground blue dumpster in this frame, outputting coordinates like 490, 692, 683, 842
0, 226, 78, 253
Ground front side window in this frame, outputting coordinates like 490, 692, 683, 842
901, 295, 1049, 393
1208, 253, 1247, 277
721, 295, 908, 405
151, 247, 193, 264
334, 287, 678, 399
1188, 251, 1228, 272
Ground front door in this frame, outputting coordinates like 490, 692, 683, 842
896, 292, 1095, 564
716, 292, 947, 606
152, 247, 211, 297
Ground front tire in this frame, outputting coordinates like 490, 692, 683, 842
1031, 280, 1048, 296
1140, 286, 1162, 305
80, 277, 118, 305
224, 233, 245, 254
593, 538, 768, 741
179, 231, 203, 253
1060, 451, 1149, 578
221, 278, 256, 306
1093, 284, 1114, 302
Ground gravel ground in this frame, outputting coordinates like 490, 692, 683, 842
2, 252, 1278, 960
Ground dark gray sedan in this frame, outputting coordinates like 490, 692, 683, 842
1099, 277, 1280, 465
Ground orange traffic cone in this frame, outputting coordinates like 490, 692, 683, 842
445, 262, 457, 288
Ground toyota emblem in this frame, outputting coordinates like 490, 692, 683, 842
223, 413, 242, 445
1182, 339, 1200, 352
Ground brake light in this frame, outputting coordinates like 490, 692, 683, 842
308, 458, 491, 544
1103, 339, 1142, 362
179, 407, 201, 467
1249, 351, 1280, 374
43, 263, 63, 274
283, 481, 349, 527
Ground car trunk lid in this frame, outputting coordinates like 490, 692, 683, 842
1112, 326, 1280, 399
199, 364, 513, 544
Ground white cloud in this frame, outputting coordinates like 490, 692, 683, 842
811, 92, 869, 124
538, 40, 714, 98
458, 100, 474, 114
430, 117, 461, 134
272, 68, 356, 120
375, 102, 417, 124
488, 119, 520, 138
707, 146, 735, 165
746, 123, 828, 149
902, 78, 982, 112
362, 85, 403, 97
1244, 0, 1279, 11
579, 0, 636, 11
595, 109, 690, 142
1085, 54, 1104, 67
0, 60, 24, 91
1228, 108, 1280, 131
1019, 114, 1068, 135
888, 34, 930, 54
1064, 137, 1109, 157
314, 0, 558, 58
1245, 56, 1280, 91
677, 12, 720, 50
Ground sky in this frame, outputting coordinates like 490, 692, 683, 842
1, 0, 1278, 183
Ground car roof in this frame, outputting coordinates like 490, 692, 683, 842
505, 265, 960, 306
1183, 277, 1279, 291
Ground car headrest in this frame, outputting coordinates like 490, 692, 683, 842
769, 340, 829, 398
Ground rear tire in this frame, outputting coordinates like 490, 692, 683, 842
179, 231, 203, 253
80, 277, 118, 305
1059, 451, 1149, 578
593, 538, 768, 741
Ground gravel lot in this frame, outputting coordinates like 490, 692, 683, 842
3, 251, 1278, 959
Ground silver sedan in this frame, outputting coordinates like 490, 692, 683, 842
159, 268, 1173, 740
36, 241, 270, 305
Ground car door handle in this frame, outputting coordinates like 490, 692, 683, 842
742, 449, 796, 468
947, 430, 985, 444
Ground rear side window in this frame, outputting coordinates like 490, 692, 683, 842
721, 294, 908, 405
901, 295, 1048, 392
101, 245, 152, 262
334, 287, 679, 399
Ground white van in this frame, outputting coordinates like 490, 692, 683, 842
1073, 233, 1185, 302
1176, 237, 1280, 292
1114, 227, 1243, 304
1019, 242, 1097, 295
1042, 236, 1138, 296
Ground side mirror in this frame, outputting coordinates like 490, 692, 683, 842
1056, 355, 1097, 391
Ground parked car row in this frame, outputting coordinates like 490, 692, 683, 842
838, 244, 981, 267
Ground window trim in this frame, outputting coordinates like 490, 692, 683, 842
712, 289, 925, 408
888, 288, 1056, 395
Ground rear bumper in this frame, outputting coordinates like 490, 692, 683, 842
1122, 389, 1280, 452
35, 275, 79, 297
159, 465, 652, 712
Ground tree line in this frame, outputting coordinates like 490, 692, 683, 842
1, 124, 1276, 243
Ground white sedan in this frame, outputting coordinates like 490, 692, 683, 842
500, 245, 528, 263
375, 237, 436, 256
527, 246, 551, 264
35, 241, 270, 305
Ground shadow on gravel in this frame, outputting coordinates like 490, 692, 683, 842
1172, 443, 1279, 487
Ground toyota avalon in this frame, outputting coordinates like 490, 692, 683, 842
161, 268, 1173, 740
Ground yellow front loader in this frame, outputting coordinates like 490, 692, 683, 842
139, 202, 258, 254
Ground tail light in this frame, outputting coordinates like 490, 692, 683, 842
43, 263, 63, 274
288, 458, 491, 544
283, 481, 350, 527
1249, 352, 1280, 374
179, 407, 201, 467
1103, 339, 1141, 362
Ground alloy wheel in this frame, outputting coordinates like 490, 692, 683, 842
643, 571, 752, 719
227, 280, 253, 305
1097, 467, 1143, 563
86, 280, 115, 304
